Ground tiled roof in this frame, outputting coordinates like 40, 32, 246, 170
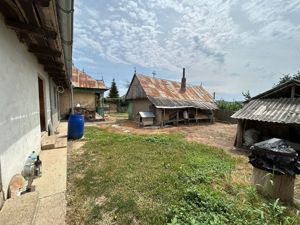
72, 66, 108, 90
231, 98, 300, 124
135, 74, 217, 110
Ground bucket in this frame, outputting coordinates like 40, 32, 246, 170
68, 114, 84, 139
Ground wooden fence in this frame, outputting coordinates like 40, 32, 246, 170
214, 109, 237, 124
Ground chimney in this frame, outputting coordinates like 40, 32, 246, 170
181, 67, 186, 92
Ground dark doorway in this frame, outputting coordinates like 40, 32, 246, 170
38, 77, 46, 131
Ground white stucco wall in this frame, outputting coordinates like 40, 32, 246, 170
0, 15, 59, 197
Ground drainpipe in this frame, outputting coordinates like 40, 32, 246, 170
57, 0, 74, 112
70, 83, 74, 113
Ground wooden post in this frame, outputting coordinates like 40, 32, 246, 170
234, 119, 244, 147
252, 167, 295, 203
164, 109, 166, 122
176, 111, 179, 126
187, 108, 189, 125
291, 86, 295, 98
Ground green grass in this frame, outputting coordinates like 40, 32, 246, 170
107, 112, 128, 118
67, 127, 299, 225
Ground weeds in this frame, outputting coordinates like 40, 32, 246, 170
67, 127, 300, 225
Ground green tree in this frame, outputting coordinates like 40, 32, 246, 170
108, 78, 119, 99
277, 71, 300, 85
242, 90, 251, 101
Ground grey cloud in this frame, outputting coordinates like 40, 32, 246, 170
193, 36, 225, 64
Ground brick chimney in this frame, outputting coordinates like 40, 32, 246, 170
181, 67, 186, 92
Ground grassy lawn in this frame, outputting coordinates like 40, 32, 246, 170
67, 127, 299, 225
107, 112, 128, 118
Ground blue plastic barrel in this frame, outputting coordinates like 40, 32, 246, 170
68, 114, 84, 139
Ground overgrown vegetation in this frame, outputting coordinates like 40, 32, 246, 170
216, 99, 243, 111
67, 127, 299, 225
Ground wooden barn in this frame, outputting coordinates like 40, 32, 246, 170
125, 68, 218, 126
232, 79, 300, 149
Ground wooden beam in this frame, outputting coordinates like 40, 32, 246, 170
29, 44, 61, 57
15, 0, 40, 26
45, 67, 65, 73
234, 120, 244, 148
0, 1, 24, 21
5, 19, 57, 39
48, 72, 66, 77
44, 64, 64, 71
38, 58, 64, 67
291, 86, 295, 98
33, 0, 50, 7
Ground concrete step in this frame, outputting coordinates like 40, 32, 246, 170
41, 135, 57, 150
0, 192, 39, 225
54, 135, 68, 149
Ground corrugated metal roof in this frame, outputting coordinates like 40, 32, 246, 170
250, 79, 300, 100
138, 112, 155, 118
232, 98, 300, 124
136, 74, 217, 110
72, 66, 109, 90
148, 96, 218, 109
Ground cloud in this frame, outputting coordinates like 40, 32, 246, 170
74, 0, 300, 99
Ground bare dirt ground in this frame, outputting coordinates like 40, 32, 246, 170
97, 116, 300, 202
100, 119, 238, 152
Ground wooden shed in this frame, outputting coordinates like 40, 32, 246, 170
232, 79, 300, 150
125, 68, 218, 126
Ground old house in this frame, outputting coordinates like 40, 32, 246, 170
125, 69, 218, 126
0, 1, 73, 198
60, 66, 109, 119
232, 79, 300, 148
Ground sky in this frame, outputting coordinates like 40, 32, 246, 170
73, 0, 300, 101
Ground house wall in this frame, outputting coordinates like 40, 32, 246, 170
60, 89, 71, 118
155, 108, 163, 125
126, 76, 147, 100
0, 15, 59, 197
128, 99, 153, 121
60, 89, 97, 119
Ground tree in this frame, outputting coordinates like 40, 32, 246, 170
108, 78, 119, 99
242, 90, 251, 101
277, 71, 300, 85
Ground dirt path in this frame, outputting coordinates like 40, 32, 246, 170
100, 120, 238, 152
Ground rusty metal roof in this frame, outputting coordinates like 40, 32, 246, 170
231, 98, 300, 124
136, 74, 217, 110
72, 66, 109, 90
148, 96, 217, 109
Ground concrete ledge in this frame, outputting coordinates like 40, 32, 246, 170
34, 192, 66, 225
41, 135, 57, 150
0, 192, 39, 225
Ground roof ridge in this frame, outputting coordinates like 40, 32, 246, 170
136, 73, 202, 88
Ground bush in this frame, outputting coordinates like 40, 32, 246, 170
216, 100, 242, 111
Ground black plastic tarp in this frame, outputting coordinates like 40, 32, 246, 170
249, 138, 300, 176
